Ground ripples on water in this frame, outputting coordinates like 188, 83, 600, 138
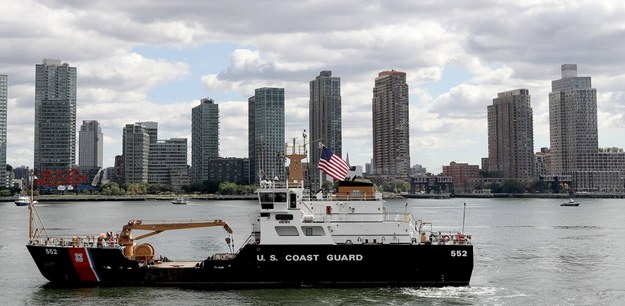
3, 198, 625, 305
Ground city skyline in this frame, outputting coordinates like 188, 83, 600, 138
2, 1, 625, 174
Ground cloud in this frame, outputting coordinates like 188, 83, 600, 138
2, 0, 625, 175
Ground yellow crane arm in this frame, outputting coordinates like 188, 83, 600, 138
118, 219, 233, 246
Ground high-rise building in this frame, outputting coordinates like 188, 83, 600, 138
0, 74, 7, 187
248, 87, 285, 183
148, 138, 189, 188
487, 89, 534, 179
34, 59, 77, 175
191, 98, 219, 184
548, 64, 625, 192
79, 120, 103, 168
548, 64, 598, 175
371, 70, 410, 178
309, 70, 342, 188
136, 121, 158, 144
207, 157, 250, 185
122, 123, 150, 183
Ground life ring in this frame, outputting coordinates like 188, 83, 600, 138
442, 235, 450, 242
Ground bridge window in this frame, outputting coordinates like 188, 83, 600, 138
260, 193, 273, 203
274, 192, 287, 203
260, 192, 274, 209
275, 226, 299, 236
301, 226, 325, 236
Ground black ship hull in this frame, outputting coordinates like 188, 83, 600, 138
27, 243, 473, 288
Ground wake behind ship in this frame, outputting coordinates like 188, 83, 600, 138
26, 140, 473, 288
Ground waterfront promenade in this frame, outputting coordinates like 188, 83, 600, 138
0, 194, 258, 202
405, 192, 625, 199
3, 191, 624, 203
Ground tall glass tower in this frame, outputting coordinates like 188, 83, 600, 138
34, 59, 77, 175
0, 74, 7, 187
248, 87, 285, 183
191, 98, 219, 184
309, 70, 342, 188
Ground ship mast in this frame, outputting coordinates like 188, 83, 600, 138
285, 134, 307, 188
28, 170, 34, 241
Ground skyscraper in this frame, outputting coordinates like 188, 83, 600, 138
136, 121, 158, 144
122, 123, 150, 183
548, 64, 598, 175
149, 138, 189, 188
79, 120, 103, 168
371, 70, 410, 178
487, 89, 534, 179
0, 74, 7, 187
309, 70, 342, 188
34, 59, 77, 175
191, 98, 219, 184
248, 87, 285, 183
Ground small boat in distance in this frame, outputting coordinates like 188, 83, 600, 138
171, 197, 187, 205
561, 198, 579, 206
15, 196, 37, 206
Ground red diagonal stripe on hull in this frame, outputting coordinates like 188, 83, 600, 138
68, 248, 99, 282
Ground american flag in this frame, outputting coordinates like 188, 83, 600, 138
318, 145, 349, 181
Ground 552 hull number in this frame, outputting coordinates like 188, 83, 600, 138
451, 250, 468, 257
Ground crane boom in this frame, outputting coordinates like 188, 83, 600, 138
117, 219, 234, 259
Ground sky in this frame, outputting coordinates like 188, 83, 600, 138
2, 0, 625, 174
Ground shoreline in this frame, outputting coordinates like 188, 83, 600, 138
402, 192, 625, 199
1, 194, 258, 202
4, 192, 625, 202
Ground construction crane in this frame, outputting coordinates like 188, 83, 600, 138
116, 219, 234, 261
91, 168, 104, 186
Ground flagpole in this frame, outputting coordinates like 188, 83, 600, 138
318, 143, 324, 191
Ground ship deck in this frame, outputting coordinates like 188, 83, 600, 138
152, 261, 199, 268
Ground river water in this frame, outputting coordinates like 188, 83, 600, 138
1, 197, 624, 305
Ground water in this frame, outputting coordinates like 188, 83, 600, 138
2, 197, 625, 305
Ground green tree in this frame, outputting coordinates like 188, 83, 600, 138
100, 183, 125, 195
239, 184, 257, 195
502, 180, 525, 193
219, 182, 238, 195
125, 183, 148, 195
147, 184, 161, 194
381, 179, 409, 193
487, 182, 503, 193
321, 180, 333, 191
526, 181, 540, 193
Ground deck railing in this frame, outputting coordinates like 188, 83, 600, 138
29, 234, 120, 248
